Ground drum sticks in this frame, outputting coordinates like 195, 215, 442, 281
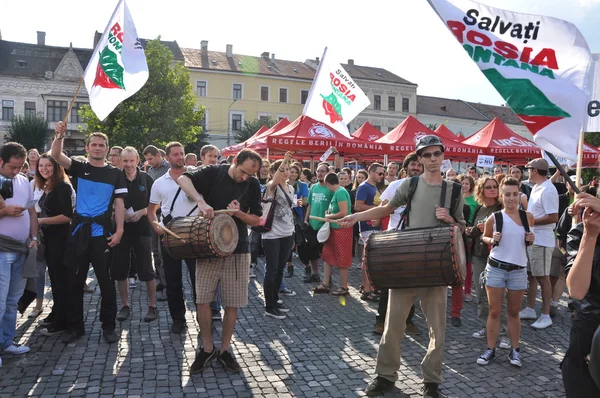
309, 216, 339, 224
152, 221, 187, 242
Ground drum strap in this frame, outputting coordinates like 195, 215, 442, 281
169, 188, 198, 219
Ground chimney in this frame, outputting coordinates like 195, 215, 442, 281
316, 57, 320, 64
201, 40, 208, 53
348, 59, 354, 66
226, 44, 233, 58
93, 31, 102, 48
271, 54, 275, 60
37, 31, 46, 46
261, 51, 270, 59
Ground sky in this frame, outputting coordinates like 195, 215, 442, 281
1, 0, 599, 106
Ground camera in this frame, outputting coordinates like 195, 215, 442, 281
0, 175, 13, 199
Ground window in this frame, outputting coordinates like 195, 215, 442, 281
231, 114, 243, 131
374, 124, 382, 131
71, 102, 85, 123
24, 101, 36, 118
259, 115, 270, 124
232, 83, 242, 100
47, 100, 68, 122
301, 90, 309, 105
374, 95, 381, 110
402, 98, 410, 112
279, 88, 288, 103
197, 81, 207, 97
388, 96, 395, 111
260, 86, 269, 101
2, 100, 14, 120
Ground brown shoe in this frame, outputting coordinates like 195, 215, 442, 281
372, 321, 384, 335
405, 321, 421, 336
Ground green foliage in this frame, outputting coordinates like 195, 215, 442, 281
233, 118, 276, 143
427, 123, 438, 131
80, 39, 205, 150
5, 115, 50, 152
582, 132, 600, 183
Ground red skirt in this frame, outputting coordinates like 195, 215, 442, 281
322, 227, 353, 269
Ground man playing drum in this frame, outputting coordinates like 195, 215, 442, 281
177, 148, 262, 374
338, 135, 465, 398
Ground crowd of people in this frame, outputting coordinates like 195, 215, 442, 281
0, 124, 599, 397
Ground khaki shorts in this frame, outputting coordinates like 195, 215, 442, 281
195, 253, 250, 308
527, 245, 553, 277
550, 246, 566, 278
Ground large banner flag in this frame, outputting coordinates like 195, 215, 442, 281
84, 0, 148, 121
303, 47, 370, 138
585, 54, 600, 133
427, 0, 593, 160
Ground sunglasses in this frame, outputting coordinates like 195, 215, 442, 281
420, 151, 443, 159
484, 185, 498, 190
376, 172, 384, 176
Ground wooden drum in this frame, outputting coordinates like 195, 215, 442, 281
163, 215, 238, 260
365, 225, 466, 289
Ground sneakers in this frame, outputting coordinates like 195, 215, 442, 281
372, 321, 384, 335
531, 315, 553, 329
276, 302, 289, 312
128, 277, 137, 288
2, 343, 30, 355
265, 308, 286, 319
190, 346, 217, 374
477, 348, 496, 365
499, 338, 511, 350
451, 317, 461, 327
249, 263, 257, 279
103, 329, 119, 344
472, 328, 486, 339
464, 295, 473, 302
38, 316, 53, 327
285, 265, 294, 278
519, 307, 537, 320
405, 322, 421, 336
40, 326, 66, 336
364, 376, 394, 396
144, 306, 158, 322
211, 309, 222, 321
279, 287, 296, 296
422, 382, 440, 398
171, 321, 187, 334
304, 266, 311, 278
61, 329, 84, 344
116, 306, 131, 321
509, 348, 522, 367
218, 350, 241, 373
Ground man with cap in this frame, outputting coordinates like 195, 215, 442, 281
338, 135, 465, 398
519, 158, 559, 330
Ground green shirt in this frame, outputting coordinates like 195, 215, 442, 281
464, 195, 478, 225
307, 183, 334, 230
328, 187, 352, 229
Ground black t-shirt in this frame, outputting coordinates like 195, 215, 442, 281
566, 223, 600, 317
40, 181, 74, 239
184, 165, 262, 253
123, 169, 153, 236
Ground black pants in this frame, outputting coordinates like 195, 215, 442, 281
45, 235, 68, 329
161, 244, 196, 323
263, 236, 294, 310
66, 236, 116, 332
250, 230, 263, 264
376, 289, 415, 325
561, 313, 600, 398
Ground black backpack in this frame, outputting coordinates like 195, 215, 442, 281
492, 210, 532, 247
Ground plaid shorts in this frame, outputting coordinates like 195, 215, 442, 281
195, 253, 250, 308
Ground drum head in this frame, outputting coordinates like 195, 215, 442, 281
209, 214, 239, 256
453, 225, 467, 281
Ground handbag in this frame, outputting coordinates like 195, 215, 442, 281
252, 184, 291, 233
36, 231, 46, 262
317, 221, 331, 243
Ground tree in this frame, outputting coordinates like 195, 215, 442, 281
80, 39, 205, 150
427, 123, 438, 131
233, 118, 276, 143
5, 115, 50, 152
582, 132, 600, 183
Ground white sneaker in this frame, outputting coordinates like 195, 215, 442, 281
499, 338, 511, 350
519, 307, 537, 320
531, 315, 553, 330
472, 328, 486, 339
3, 343, 30, 355
128, 278, 137, 288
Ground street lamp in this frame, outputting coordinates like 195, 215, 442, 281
227, 99, 238, 147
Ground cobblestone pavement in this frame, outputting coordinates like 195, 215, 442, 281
1, 256, 569, 398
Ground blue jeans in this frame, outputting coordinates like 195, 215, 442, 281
34, 259, 46, 298
0, 251, 27, 349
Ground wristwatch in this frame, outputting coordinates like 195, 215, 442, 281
31, 237, 38, 241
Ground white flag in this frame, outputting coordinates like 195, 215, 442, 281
303, 47, 370, 138
585, 54, 600, 132
84, 0, 148, 121
427, 0, 593, 160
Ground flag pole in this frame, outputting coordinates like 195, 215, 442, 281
63, 77, 84, 124
575, 128, 585, 189
546, 152, 580, 194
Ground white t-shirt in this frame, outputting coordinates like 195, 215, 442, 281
262, 183, 295, 239
380, 178, 406, 231
0, 174, 33, 242
149, 170, 199, 223
528, 178, 559, 247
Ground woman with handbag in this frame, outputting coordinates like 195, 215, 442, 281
35, 154, 74, 336
284, 164, 309, 278
260, 153, 296, 319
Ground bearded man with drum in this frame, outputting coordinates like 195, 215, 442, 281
177, 148, 262, 374
338, 136, 465, 398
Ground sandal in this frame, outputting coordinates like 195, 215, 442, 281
312, 284, 330, 294
361, 292, 380, 302
331, 287, 349, 296
28, 308, 43, 318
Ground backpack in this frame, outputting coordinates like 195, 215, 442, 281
492, 210, 532, 247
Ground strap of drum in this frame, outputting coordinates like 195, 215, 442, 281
169, 188, 198, 218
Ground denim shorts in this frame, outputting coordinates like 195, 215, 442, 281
483, 264, 528, 291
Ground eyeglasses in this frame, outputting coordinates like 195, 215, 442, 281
420, 151, 443, 159
484, 185, 498, 190
376, 172, 384, 176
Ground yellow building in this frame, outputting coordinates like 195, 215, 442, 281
182, 42, 316, 148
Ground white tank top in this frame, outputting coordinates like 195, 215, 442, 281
489, 212, 528, 267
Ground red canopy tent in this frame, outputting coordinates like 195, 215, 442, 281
222, 119, 290, 156
375, 115, 482, 160
462, 118, 539, 161
435, 124, 461, 142
352, 122, 384, 142
546, 142, 600, 168
266, 115, 384, 157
